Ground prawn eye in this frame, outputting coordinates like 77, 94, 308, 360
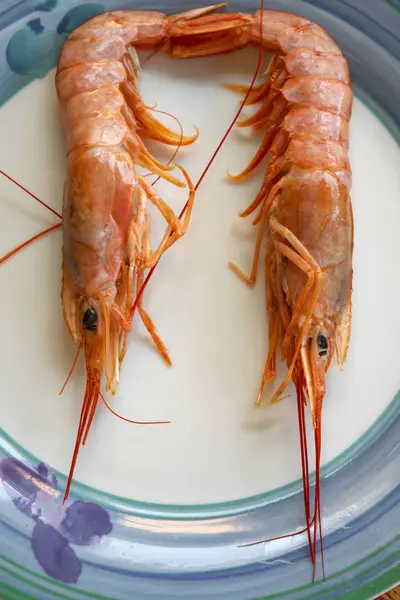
83, 307, 97, 331
317, 334, 328, 357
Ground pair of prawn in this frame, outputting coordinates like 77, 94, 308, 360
0, 0, 353, 580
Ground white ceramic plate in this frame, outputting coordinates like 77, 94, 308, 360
1, 1, 400, 599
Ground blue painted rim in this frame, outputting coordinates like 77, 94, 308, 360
0, 0, 400, 599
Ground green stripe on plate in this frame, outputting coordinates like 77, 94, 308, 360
0, 580, 37, 600
2, 388, 398, 515
1, 537, 399, 600
383, 0, 400, 11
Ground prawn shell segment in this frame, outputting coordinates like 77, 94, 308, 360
282, 107, 349, 148
282, 78, 353, 120
57, 35, 127, 71
63, 88, 128, 151
68, 11, 168, 46
56, 61, 126, 103
250, 10, 308, 46
277, 23, 343, 54
284, 49, 350, 83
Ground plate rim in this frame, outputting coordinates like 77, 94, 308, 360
0, 1, 400, 599
1, 389, 399, 516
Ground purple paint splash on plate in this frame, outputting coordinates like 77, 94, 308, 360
0, 457, 113, 584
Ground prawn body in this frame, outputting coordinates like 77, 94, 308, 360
249, 14, 353, 572
167, 8, 354, 572
207, 10, 354, 445
166, 9, 354, 425
56, 5, 230, 500
168, 10, 353, 394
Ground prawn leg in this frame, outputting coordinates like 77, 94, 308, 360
254, 248, 280, 405
119, 195, 172, 366
143, 164, 195, 269
268, 217, 322, 358
119, 164, 195, 365
257, 218, 323, 408
136, 270, 172, 366
130, 167, 194, 362
139, 176, 182, 236
228, 178, 284, 285
122, 50, 199, 148
126, 166, 195, 362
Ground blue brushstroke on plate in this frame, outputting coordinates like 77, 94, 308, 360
0, 458, 112, 584
56, 4, 104, 36
6, 18, 59, 78
34, 0, 58, 11
6, 3, 104, 78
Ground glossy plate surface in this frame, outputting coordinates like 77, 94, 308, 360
0, 1, 400, 599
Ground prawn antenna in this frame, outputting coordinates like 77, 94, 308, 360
296, 367, 315, 566
239, 368, 316, 563
0, 168, 62, 219
0, 222, 62, 266
0, 169, 62, 266
59, 344, 82, 396
312, 419, 326, 580
100, 391, 171, 425
238, 516, 316, 548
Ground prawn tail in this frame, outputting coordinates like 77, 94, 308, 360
63, 369, 101, 503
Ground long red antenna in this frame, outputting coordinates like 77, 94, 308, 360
0, 222, 62, 265
312, 418, 326, 581
296, 367, 315, 565
59, 344, 82, 396
129, 0, 266, 323
0, 168, 62, 219
100, 391, 171, 425
239, 517, 316, 548
0, 170, 62, 266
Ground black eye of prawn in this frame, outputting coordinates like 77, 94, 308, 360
83, 307, 97, 332
317, 334, 328, 357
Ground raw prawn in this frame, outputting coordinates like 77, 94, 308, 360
54, 4, 250, 501
146, 6, 353, 576
232, 14, 353, 579
0, 2, 263, 505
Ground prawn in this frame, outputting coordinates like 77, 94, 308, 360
232, 13, 353, 580
0, 3, 263, 504
142, 6, 353, 577
55, 4, 248, 501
